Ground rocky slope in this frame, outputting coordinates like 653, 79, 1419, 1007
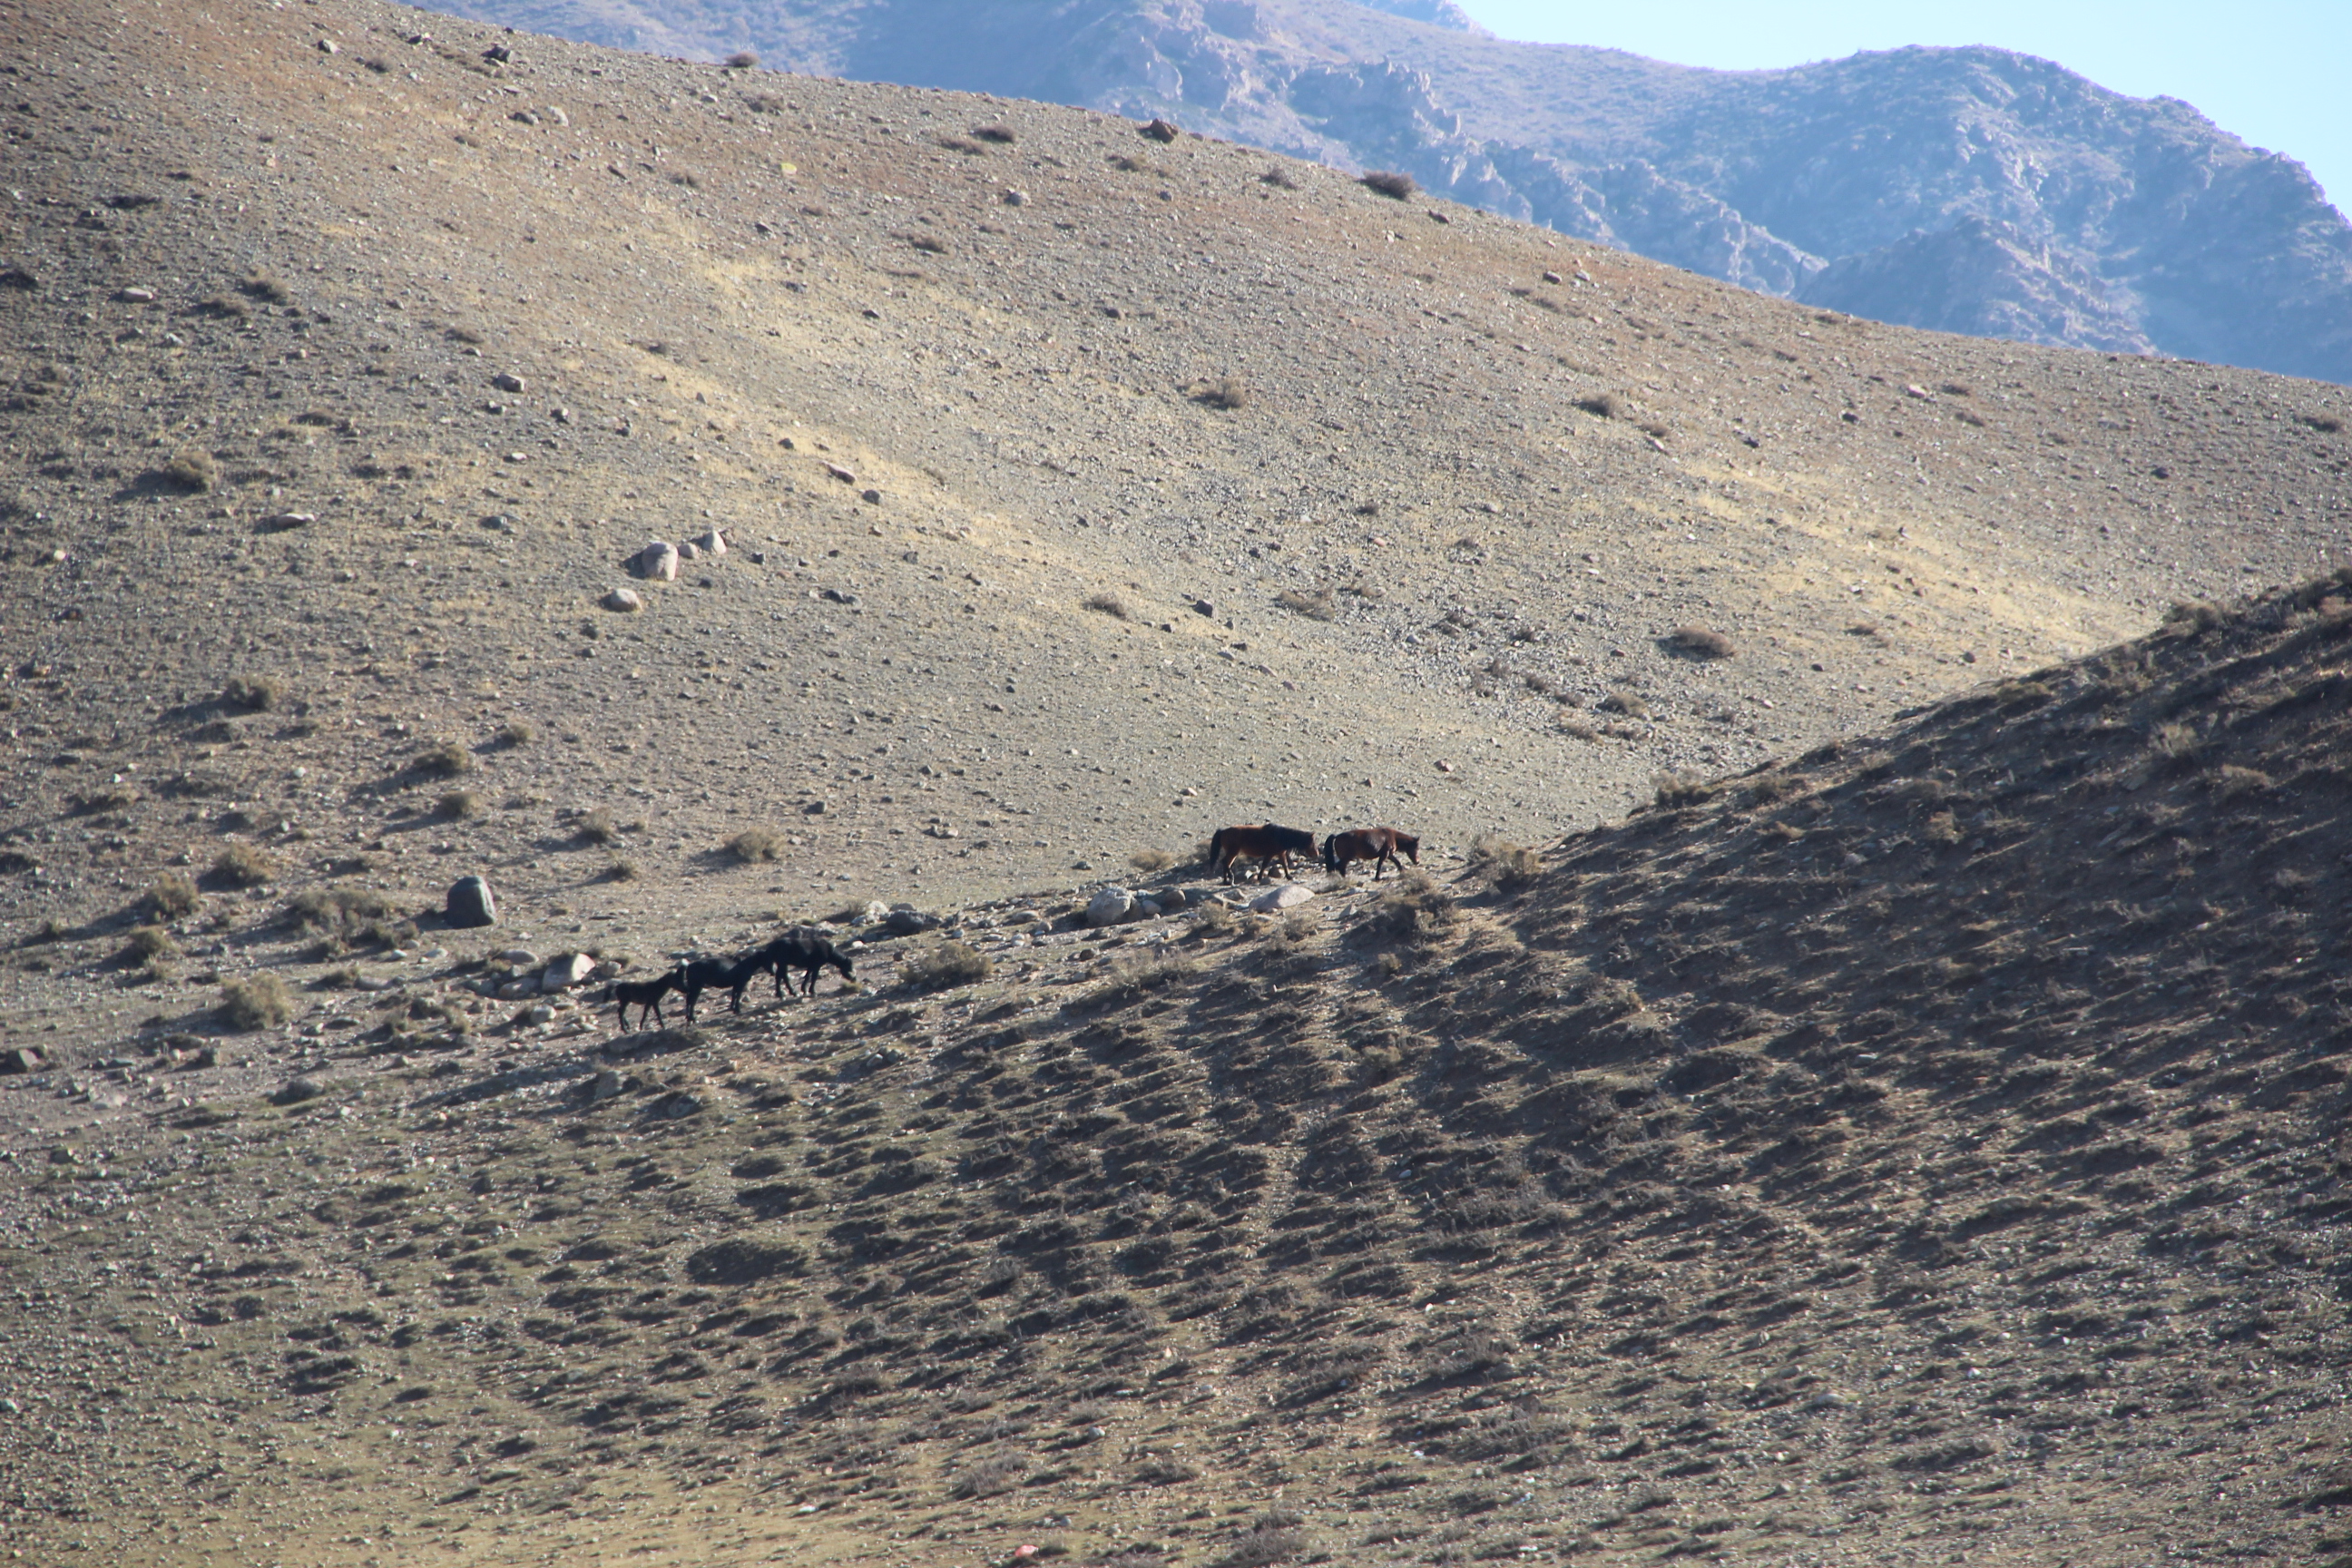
441, 0, 2352, 383
2, 0, 2352, 1558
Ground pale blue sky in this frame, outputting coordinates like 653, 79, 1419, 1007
1451, 1, 2350, 216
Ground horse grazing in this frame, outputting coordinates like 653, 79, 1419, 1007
1322, 826, 1420, 881
678, 952, 769, 1023
1209, 822, 1317, 883
599, 967, 680, 1030
754, 928, 855, 998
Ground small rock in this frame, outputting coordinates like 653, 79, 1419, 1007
480, 513, 518, 534
1, 1046, 48, 1075
646, 1090, 702, 1119
270, 1077, 324, 1106
601, 587, 642, 612
677, 540, 701, 561
630, 541, 680, 581
446, 875, 495, 928
492, 371, 526, 393
695, 527, 727, 557
803, 799, 827, 815
524, 1003, 555, 1024
495, 948, 541, 967
823, 461, 857, 485
579, 1069, 624, 1102
1141, 117, 1179, 142
1191, 598, 1215, 617
1542, 270, 1562, 284
499, 980, 538, 1001
257, 512, 317, 532
861, 900, 894, 924
1903, 383, 1935, 400
541, 953, 596, 993
885, 907, 940, 936
316, 37, 338, 54
1250, 883, 1314, 913
116, 287, 156, 303
1132, 896, 1162, 918
1087, 887, 1137, 927
860, 487, 882, 505
1003, 189, 1029, 206
1435, 760, 1455, 773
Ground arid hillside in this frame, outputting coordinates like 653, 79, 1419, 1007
4, 549, 2350, 1566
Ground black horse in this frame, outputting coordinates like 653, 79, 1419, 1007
599, 968, 680, 1030
678, 952, 769, 1022
754, 928, 855, 997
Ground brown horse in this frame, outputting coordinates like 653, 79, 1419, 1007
1322, 826, 1419, 880
1208, 823, 1317, 884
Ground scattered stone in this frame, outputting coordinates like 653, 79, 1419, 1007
524, 1003, 555, 1024
860, 487, 882, 505
695, 527, 727, 556
1087, 887, 1137, 926
1250, 883, 1314, 913
446, 875, 496, 928
646, 1091, 703, 1120
823, 461, 858, 484
541, 953, 596, 993
316, 37, 338, 53
1132, 896, 1162, 918
1141, 117, 1179, 142
861, 900, 894, 924
803, 799, 827, 814
256, 512, 317, 532
492, 372, 526, 393
495, 947, 541, 967
1003, 189, 1029, 206
885, 906, 942, 936
678, 540, 701, 561
630, 541, 680, 581
1542, 270, 1563, 283
1904, 383, 1936, 400
578, 1069, 624, 1102
116, 286, 156, 303
270, 1076, 324, 1106
1192, 598, 1215, 616
601, 587, 642, 612
499, 980, 538, 1001
1, 1046, 48, 1075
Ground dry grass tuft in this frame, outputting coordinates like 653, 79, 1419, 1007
1574, 392, 1622, 418
603, 858, 642, 883
436, 789, 482, 820
1083, 590, 1133, 620
1597, 691, 1651, 720
1273, 587, 1338, 622
1468, 835, 1542, 889
1130, 847, 1179, 874
724, 49, 759, 68
219, 972, 294, 1031
221, 674, 282, 711
1188, 377, 1248, 410
495, 720, 534, 748
946, 1449, 1028, 1499
146, 872, 201, 920
1666, 625, 1736, 660
210, 842, 276, 887
972, 124, 1016, 144
282, 886, 399, 939
573, 808, 620, 846
1652, 770, 1711, 808
411, 739, 472, 779
904, 940, 991, 992
1367, 870, 1455, 942
726, 827, 786, 864
156, 450, 218, 492
120, 925, 179, 965
1359, 170, 1416, 200
239, 272, 291, 305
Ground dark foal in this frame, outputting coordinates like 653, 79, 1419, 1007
755, 929, 856, 998
600, 967, 680, 1030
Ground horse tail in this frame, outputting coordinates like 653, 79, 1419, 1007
1208, 828, 1230, 873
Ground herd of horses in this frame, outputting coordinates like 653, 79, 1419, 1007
594, 824, 1416, 1032
1210, 823, 1420, 884
595, 928, 854, 1030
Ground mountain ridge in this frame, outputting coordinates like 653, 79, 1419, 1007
429, 0, 2352, 383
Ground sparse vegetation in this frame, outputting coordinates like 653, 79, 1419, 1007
146, 872, 201, 919
495, 720, 534, 748
155, 450, 218, 492
1597, 691, 1651, 720
603, 858, 641, 883
1666, 625, 1736, 660
219, 972, 294, 1031
119, 925, 178, 965
946, 1449, 1028, 1499
972, 124, 1016, 144
1130, 847, 1179, 874
1652, 770, 1710, 808
436, 789, 482, 820
1573, 392, 1622, 418
723, 49, 759, 68
210, 842, 275, 887
1259, 168, 1297, 189
726, 827, 785, 863
1188, 376, 1248, 410
574, 808, 619, 845
239, 272, 291, 305
282, 887, 403, 946
1083, 590, 1133, 620
1273, 587, 1337, 621
903, 940, 991, 992
411, 739, 472, 779
1359, 170, 1416, 200
221, 674, 282, 711
1468, 835, 1541, 889
2298, 412, 2345, 434
1368, 870, 1455, 943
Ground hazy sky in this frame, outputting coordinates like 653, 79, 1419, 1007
1450, 1, 2350, 215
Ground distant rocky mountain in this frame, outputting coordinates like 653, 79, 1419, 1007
434, 0, 2352, 383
